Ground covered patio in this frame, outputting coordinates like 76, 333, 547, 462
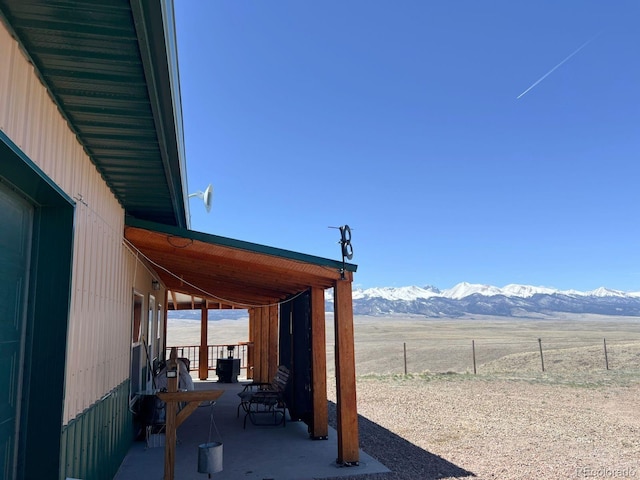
124, 217, 363, 471
114, 381, 389, 480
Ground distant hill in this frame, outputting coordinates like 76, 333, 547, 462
326, 283, 640, 317
167, 283, 640, 320
168, 309, 248, 321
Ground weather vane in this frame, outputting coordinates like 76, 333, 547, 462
329, 225, 353, 279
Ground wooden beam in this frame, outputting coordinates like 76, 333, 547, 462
164, 348, 179, 480
250, 308, 263, 382
170, 289, 178, 308
163, 289, 169, 359
268, 304, 279, 381
311, 286, 328, 439
247, 309, 255, 380
199, 303, 208, 380
334, 279, 359, 465
260, 306, 270, 383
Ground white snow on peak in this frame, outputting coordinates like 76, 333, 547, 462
352, 285, 440, 301
442, 282, 503, 300
345, 282, 640, 302
586, 287, 627, 298
560, 289, 585, 296
501, 284, 557, 297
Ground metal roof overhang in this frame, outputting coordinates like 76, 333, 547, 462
0, 0, 188, 227
124, 218, 358, 310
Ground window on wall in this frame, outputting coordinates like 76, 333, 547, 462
156, 302, 163, 363
147, 295, 156, 388
132, 293, 143, 344
130, 292, 144, 399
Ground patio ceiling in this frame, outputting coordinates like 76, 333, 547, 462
124, 218, 357, 310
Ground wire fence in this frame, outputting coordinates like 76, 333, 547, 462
168, 338, 640, 378
353, 337, 640, 376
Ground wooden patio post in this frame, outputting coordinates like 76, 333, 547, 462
333, 276, 359, 465
199, 302, 208, 380
164, 347, 179, 480
247, 308, 255, 380
162, 289, 169, 358
260, 306, 270, 383
250, 308, 264, 382
268, 304, 279, 381
310, 286, 328, 439
159, 347, 223, 480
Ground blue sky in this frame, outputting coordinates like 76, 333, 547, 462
174, 1, 640, 292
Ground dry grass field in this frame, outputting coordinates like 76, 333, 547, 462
167, 313, 640, 479
341, 313, 640, 376
168, 313, 640, 376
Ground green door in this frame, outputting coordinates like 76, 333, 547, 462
0, 183, 33, 480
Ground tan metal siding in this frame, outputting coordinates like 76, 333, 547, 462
0, 22, 159, 423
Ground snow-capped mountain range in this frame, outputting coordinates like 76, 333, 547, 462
326, 283, 640, 317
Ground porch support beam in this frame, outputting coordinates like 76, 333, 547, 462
260, 306, 269, 382
267, 304, 279, 381
311, 286, 328, 439
250, 308, 265, 382
199, 302, 208, 380
163, 289, 169, 358
334, 276, 359, 465
247, 309, 255, 379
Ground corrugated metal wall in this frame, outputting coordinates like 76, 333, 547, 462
59, 380, 133, 480
0, 21, 161, 476
0, 21, 142, 423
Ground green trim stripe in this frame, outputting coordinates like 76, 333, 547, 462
60, 380, 133, 480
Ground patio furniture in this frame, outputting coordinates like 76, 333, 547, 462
237, 365, 290, 428
216, 358, 240, 383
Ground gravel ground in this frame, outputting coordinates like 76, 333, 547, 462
327, 373, 640, 480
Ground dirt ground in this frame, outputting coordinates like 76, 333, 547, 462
328, 373, 640, 480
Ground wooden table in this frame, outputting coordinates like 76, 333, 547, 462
157, 348, 224, 480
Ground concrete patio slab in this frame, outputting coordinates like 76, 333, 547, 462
114, 380, 389, 480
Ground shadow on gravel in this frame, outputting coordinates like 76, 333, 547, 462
327, 401, 475, 480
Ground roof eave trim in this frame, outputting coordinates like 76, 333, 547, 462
130, 0, 189, 228
125, 217, 358, 273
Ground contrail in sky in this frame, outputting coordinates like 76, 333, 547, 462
517, 33, 601, 99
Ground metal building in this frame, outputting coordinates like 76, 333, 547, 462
0, 2, 358, 479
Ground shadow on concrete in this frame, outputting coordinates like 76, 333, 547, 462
327, 401, 475, 480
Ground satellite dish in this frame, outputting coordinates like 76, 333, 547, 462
188, 184, 213, 213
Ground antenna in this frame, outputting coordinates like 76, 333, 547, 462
329, 224, 354, 279
188, 184, 213, 213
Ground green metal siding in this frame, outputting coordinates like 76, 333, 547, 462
60, 380, 133, 480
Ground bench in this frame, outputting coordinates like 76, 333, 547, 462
237, 365, 290, 428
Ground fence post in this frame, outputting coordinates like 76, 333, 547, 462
472, 340, 477, 375
603, 338, 609, 370
538, 338, 545, 372
403, 342, 407, 375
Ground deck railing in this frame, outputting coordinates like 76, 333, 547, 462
167, 344, 250, 378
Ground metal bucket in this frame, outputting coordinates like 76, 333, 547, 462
198, 441, 223, 474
